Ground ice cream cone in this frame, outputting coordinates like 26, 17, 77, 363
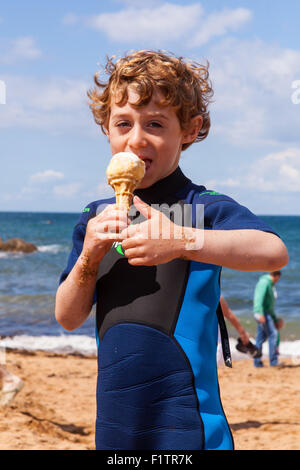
106, 152, 145, 211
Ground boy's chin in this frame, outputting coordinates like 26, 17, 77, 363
136, 174, 157, 189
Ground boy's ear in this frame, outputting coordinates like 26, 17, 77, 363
182, 115, 203, 144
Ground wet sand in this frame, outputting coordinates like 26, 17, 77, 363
0, 350, 299, 450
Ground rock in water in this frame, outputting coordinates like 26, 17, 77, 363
0, 237, 37, 253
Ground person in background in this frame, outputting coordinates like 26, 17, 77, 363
253, 271, 284, 367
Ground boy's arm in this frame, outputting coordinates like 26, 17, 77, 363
55, 252, 100, 331
181, 228, 288, 272
121, 197, 289, 272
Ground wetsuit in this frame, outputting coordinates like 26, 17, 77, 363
60, 167, 278, 450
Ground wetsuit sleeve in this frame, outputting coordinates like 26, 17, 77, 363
210, 201, 278, 234
194, 192, 279, 236
59, 223, 87, 284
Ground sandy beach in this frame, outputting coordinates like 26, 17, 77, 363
0, 349, 300, 451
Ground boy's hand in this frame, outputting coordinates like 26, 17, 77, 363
82, 204, 130, 263
120, 196, 187, 266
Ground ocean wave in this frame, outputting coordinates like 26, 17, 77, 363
1, 335, 300, 362
37, 244, 66, 254
0, 244, 67, 257
0, 334, 97, 357
218, 338, 300, 364
0, 252, 25, 259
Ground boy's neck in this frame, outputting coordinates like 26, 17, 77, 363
134, 167, 191, 205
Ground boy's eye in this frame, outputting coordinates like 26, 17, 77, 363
149, 121, 162, 128
116, 121, 130, 127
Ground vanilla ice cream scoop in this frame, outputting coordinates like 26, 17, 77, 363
106, 152, 145, 210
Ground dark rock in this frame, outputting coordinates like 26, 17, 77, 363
0, 237, 37, 253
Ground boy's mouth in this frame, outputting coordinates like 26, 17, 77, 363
139, 157, 152, 172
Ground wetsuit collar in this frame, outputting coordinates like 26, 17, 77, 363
134, 167, 191, 205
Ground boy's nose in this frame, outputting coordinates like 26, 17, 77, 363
127, 124, 147, 150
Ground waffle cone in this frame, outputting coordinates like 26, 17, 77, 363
110, 178, 137, 211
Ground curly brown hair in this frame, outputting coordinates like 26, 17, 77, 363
87, 50, 214, 150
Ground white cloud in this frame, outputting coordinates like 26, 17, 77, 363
4, 179, 83, 203
0, 75, 96, 136
30, 79, 88, 112
0, 37, 41, 64
30, 170, 64, 184
204, 178, 241, 189
85, 3, 203, 43
246, 148, 300, 192
209, 38, 300, 146
209, 148, 300, 194
84, 3, 252, 47
189, 8, 252, 47
3, 170, 65, 202
114, 0, 162, 7
53, 182, 82, 198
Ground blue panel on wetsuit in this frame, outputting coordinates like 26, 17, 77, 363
174, 261, 234, 450
95, 323, 204, 450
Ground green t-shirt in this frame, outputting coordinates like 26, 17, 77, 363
253, 274, 278, 322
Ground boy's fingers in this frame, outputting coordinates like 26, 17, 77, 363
122, 246, 144, 259
119, 224, 140, 239
96, 219, 128, 234
128, 258, 144, 266
133, 196, 155, 220
95, 231, 124, 241
96, 205, 129, 222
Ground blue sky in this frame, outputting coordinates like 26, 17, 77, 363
1, 0, 300, 214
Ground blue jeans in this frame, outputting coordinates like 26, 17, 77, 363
254, 314, 278, 367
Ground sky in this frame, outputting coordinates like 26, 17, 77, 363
0, 0, 300, 214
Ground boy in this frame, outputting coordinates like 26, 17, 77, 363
55, 50, 288, 450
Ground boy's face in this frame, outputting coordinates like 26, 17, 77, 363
106, 87, 195, 189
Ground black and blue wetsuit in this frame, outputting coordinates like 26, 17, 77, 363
60, 167, 278, 450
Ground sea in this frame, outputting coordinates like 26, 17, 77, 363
0, 211, 299, 362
